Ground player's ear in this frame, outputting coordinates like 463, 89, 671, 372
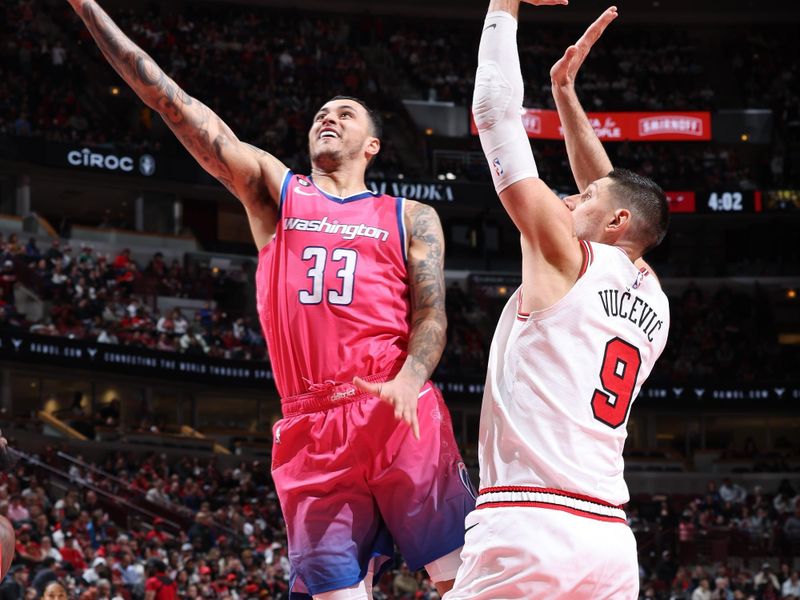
607, 207, 631, 232
365, 137, 380, 161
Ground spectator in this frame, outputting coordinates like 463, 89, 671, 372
754, 563, 781, 599
0, 564, 29, 600
784, 503, 800, 544
692, 577, 711, 600
783, 571, 800, 600
144, 559, 177, 600
41, 581, 68, 600
31, 556, 59, 596
719, 478, 747, 504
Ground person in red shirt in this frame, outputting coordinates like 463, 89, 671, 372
59, 532, 87, 571
144, 559, 177, 600
112, 249, 131, 271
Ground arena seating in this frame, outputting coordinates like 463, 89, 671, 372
2, 440, 798, 599
1, 1, 797, 187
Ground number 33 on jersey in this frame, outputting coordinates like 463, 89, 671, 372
256, 171, 412, 398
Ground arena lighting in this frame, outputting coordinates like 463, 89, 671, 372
741, 133, 750, 141
110, 86, 120, 96
787, 288, 797, 300
498, 286, 508, 296
425, 128, 434, 136
445, 172, 456, 180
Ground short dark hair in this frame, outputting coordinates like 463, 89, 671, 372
607, 168, 669, 254
325, 95, 383, 140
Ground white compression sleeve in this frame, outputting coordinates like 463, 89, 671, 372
473, 11, 539, 193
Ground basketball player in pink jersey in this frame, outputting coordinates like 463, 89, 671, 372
446, 3, 670, 599
66, 2, 475, 598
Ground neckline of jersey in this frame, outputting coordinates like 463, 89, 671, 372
308, 177, 378, 204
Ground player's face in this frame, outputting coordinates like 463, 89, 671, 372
567, 178, 618, 242
308, 100, 379, 171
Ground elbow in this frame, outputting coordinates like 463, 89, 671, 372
473, 62, 519, 133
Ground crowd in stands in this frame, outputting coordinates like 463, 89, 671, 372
1, 0, 404, 180
1, 440, 799, 599
388, 21, 713, 111
630, 477, 800, 599
0, 445, 442, 599
1, 229, 795, 384
0, 234, 267, 361
650, 283, 792, 385
1, 1, 797, 188
440, 278, 796, 386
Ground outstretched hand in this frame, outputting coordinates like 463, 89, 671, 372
353, 376, 421, 440
550, 6, 618, 88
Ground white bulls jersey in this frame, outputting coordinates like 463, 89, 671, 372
479, 241, 670, 507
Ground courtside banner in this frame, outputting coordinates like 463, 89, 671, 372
471, 110, 712, 141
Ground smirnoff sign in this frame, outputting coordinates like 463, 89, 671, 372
472, 110, 712, 142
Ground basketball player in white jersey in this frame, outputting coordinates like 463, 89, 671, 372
445, 2, 670, 599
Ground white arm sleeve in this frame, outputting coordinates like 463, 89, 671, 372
473, 11, 539, 194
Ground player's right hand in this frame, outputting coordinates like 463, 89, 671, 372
550, 6, 618, 89
353, 376, 421, 440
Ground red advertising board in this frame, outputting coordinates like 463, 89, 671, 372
471, 110, 712, 141
665, 191, 697, 213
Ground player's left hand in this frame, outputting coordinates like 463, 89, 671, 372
550, 6, 618, 89
353, 376, 421, 440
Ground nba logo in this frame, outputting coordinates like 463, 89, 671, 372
493, 158, 504, 176
632, 269, 646, 290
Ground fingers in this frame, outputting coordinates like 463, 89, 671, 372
578, 6, 619, 48
352, 376, 381, 397
550, 45, 578, 84
410, 413, 420, 440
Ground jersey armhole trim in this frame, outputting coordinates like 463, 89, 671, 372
278, 169, 293, 214
578, 239, 593, 278
396, 197, 408, 264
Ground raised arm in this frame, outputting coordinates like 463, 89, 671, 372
353, 201, 446, 439
473, 0, 584, 310
67, 0, 286, 249
550, 7, 618, 192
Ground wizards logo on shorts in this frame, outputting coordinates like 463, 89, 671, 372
458, 461, 477, 500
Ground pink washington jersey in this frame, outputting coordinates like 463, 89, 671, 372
256, 170, 411, 399
478, 241, 670, 510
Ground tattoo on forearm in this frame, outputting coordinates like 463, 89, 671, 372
79, 1, 237, 185
403, 203, 447, 384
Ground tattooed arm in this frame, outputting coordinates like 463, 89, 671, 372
401, 201, 448, 389
67, 0, 285, 249
353, 201, 447, 438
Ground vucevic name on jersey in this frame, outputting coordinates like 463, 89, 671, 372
256, 171, 412, 399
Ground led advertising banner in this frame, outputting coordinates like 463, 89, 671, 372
471, 110, 713, 142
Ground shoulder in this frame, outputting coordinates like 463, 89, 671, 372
403, 200, 442, 236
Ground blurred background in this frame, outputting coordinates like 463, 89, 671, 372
1, 0, 799, 598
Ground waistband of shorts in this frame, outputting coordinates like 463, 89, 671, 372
476, 486, 627, 523
281, 360, 404, 417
